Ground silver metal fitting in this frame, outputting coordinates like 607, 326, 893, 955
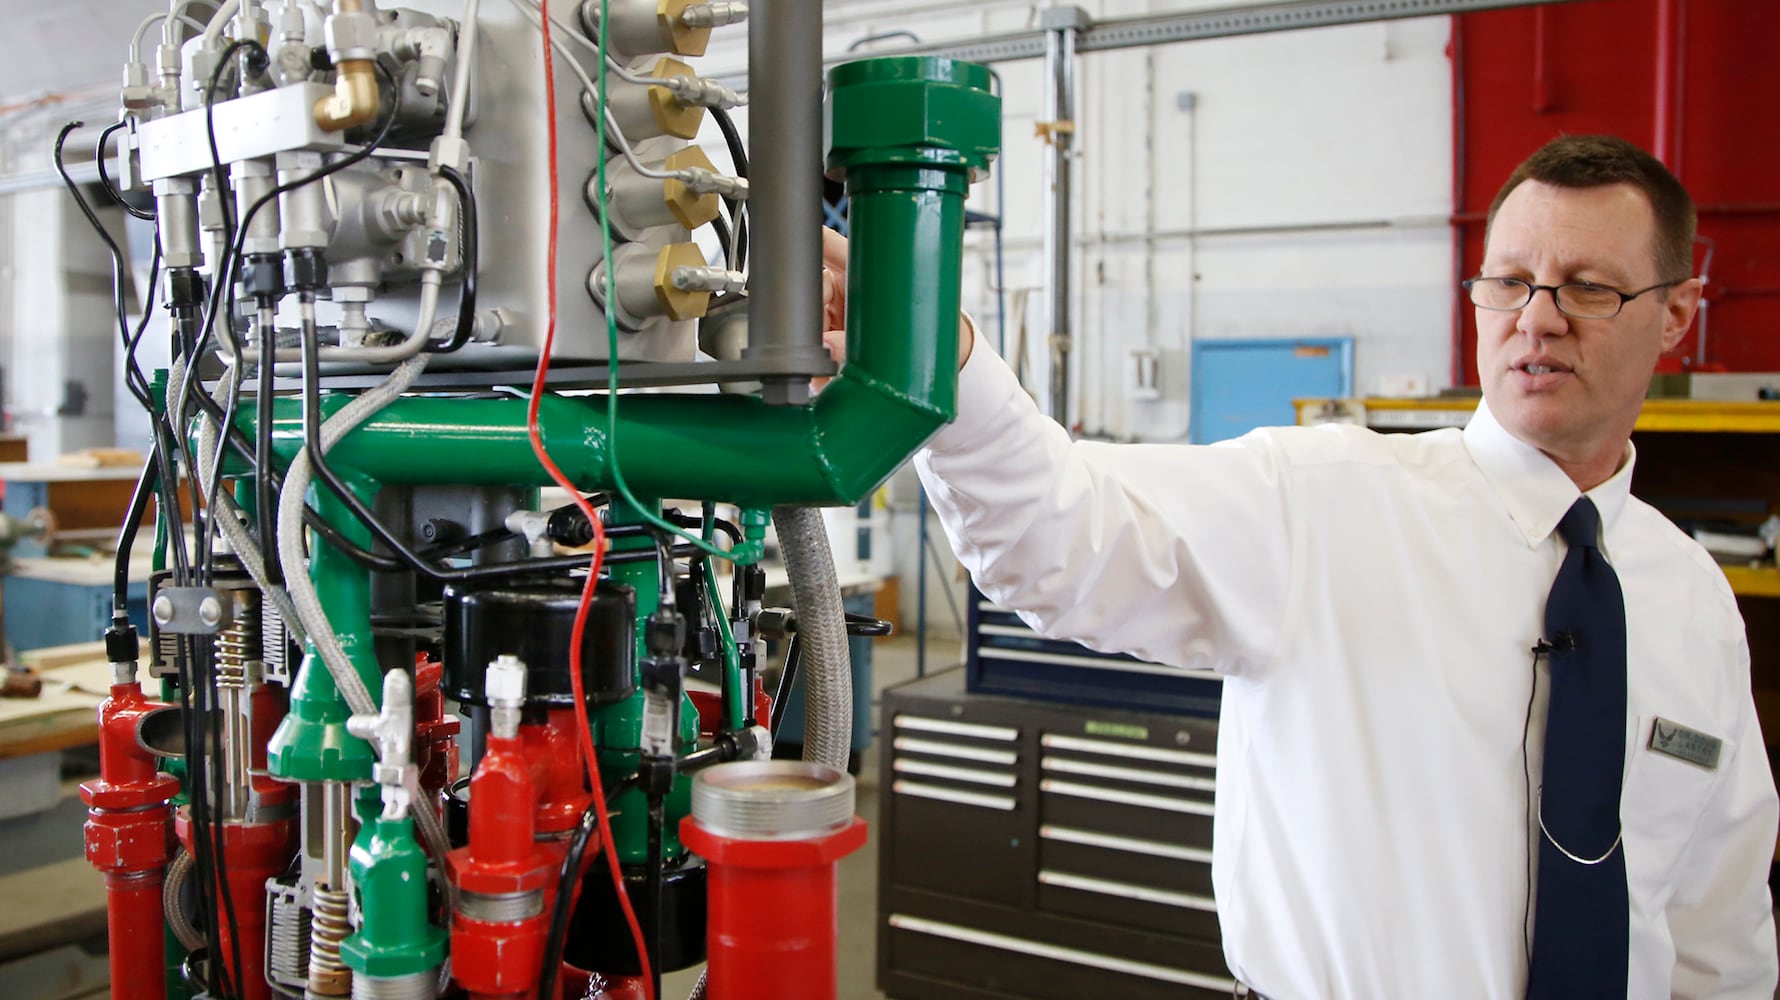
678, 167, 748, 200
679, 1, 748, 28
486, 654, 526, 740
671, 265, 746, 295
346, 670, 417, 818
153, 587, 234, 634
691, 760, 855, 840
666, 76, 744, 110
323, 10, 379, 63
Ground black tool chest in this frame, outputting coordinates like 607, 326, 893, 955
877, 668, 1235, 999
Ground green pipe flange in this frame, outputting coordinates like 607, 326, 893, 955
827, 56, 1000, 180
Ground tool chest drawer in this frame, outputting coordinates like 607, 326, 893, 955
879, 668, 1232, 999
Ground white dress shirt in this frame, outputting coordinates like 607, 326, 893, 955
915, 331, 1778, 999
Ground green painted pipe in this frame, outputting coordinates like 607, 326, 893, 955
237, 58, 999, 510
338, 812, 448, 980
266, 480, 380, 782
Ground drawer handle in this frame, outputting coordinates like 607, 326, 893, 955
893, 780, 1016, 811
888, 914, 1234, 991
894, 759, 1017, 788
1043, 733, 1217, 768
894, 715, 1019, 742
894, 736, 1017, 766
1040, 824, 1211, 863
1041, 779, 1214, 816
1038, 869, 1218, 913
1042, 755, 1216, 792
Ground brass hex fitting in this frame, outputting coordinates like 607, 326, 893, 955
645, 57, 705, 139
658, 0, 712, 57
314, 60, 381, 131
653, 242, 711, 321
660, 147, 721, 230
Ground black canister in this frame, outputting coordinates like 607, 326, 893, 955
442, 577, 637, 707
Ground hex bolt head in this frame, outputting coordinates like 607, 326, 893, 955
198, 596, 223, 628
152, 595, 175, 627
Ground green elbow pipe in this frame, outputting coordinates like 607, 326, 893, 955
236, 57, 999, 510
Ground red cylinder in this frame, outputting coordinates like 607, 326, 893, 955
448, 732, 556, 999
81, 682, 179, 1000
679, 816, 868, 1000
173, 810, 297, 1000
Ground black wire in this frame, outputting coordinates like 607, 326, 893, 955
95, 121, 155, 220
710, 211, 732, 267
53, 122, 152, 411
257, 304, 281, 583
770, 634, 801, 738
114, 454, 160, 614
710, 108, 748, 270
538, 776, 638, 1000
424, 164, 479, 352
711, 106, 748, 179
177, 56, 402, 477
646, 795, 665, 1000
298, 309, 683, 583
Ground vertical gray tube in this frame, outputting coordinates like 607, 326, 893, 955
744, 0, 828, 405
1042, 25, 1076, 424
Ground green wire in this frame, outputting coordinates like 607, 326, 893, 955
592, 0, 760, 567
703, 557, 745, 730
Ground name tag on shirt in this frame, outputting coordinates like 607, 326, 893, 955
1648, 717, 1724, 770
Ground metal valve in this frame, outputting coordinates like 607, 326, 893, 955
347, 670, 417, 819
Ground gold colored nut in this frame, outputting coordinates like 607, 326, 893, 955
661, 146, 721, 230
646, 57, 706, 140
658, 0, 712, 57
653, 242, 711, 321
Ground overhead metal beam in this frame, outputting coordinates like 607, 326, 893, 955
713, 0, 1577, 85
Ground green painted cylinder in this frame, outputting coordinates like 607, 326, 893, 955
267, 482, 380, 782
339, 813, 448, 978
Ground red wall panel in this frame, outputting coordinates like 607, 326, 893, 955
1453, 0, 1780, 385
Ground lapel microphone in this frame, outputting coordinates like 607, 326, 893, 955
1532, 633, 1578, 656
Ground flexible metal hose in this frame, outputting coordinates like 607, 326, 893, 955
194, 384, 309, 650
771, 507, 851, 769
163, 848, 206, 951
277, 353, 431, 720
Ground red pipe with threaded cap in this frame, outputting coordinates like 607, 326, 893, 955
679, 761, 867, 1000
447, 730, 556, 1000
82, 681, 180, 1000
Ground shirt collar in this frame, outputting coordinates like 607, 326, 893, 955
1461, 399, 1636, 551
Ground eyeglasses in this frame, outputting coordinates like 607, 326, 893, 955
1462, 276, 1685, 320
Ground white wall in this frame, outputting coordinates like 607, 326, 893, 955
703, 1, 1459, 636
2, 0, 1462, 637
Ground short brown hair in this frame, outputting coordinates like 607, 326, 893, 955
1485, 134, 1696, 281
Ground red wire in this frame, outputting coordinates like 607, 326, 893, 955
528, 3, 654, 994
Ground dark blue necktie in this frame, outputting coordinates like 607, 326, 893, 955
1526, 496, 1629, 998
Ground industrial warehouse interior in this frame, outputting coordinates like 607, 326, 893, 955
0, 0, 1776, 997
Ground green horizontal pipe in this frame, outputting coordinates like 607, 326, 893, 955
233, 59, 999, 510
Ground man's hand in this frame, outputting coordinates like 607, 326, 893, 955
816, 227, 973, 392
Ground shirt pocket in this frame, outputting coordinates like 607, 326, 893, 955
1620, 713, 1734, 898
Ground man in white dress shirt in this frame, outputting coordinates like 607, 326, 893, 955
823, 135, 1779, 996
